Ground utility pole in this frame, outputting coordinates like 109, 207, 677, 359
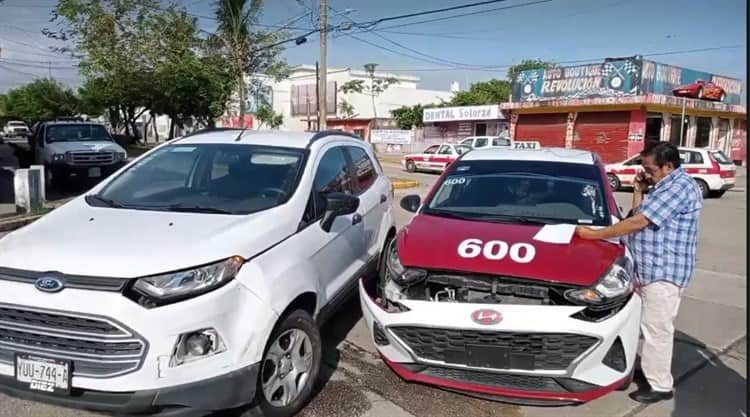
679, 96, 687, 146
315, 61, 320, 130
318, 0, 327, 130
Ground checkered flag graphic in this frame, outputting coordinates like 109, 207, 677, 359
602, 61, 639, 77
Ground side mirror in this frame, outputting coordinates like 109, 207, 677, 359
400, 194, 421, 213
320, 192, 359, 233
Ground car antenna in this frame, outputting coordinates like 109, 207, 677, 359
234, 128, 247, 142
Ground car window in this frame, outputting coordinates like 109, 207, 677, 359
425, 160, 610, 226
455, 145, 472, 155
492, 137, 511, 146
711, 151, 732, 165
624, 156, 642, 166
680, 151, 703, 164
347, 146, 378, 194
314, 147, 354, 194
46, 124, 111, 143
423, 145, 439, 154
95, 144, 305, 214
474, 138, 489, 148
438, 145, 453, 155
460, 138, 474, 146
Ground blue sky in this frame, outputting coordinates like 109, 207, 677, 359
0, 0, 746, 99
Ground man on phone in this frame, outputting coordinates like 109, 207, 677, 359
575, 143, 703, 404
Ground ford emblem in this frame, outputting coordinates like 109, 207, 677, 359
34, 277, 64, 293
471, 309, 502, 325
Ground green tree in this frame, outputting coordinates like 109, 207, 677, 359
213, 0, 289, 128
340, 63, 398, 128
448, 79, 511, 105
506, 59, 556, 82
254, 103, 283, 129
4, 78, 80, 121
390, 104, 426, 130
0, 94, 7, 117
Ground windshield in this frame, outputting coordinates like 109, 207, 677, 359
47, 124, 112, 143
425, 160, 611, 226
92, 144, 306, 215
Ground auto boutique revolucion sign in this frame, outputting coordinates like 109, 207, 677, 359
512, 58, 643, 102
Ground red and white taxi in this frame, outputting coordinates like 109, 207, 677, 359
402, 143, 473, 173
606, 146, 736, 198
361, 147, 641, 405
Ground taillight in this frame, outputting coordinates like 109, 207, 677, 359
720, 170, 735, 178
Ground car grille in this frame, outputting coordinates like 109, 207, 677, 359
0, 267, 129, 292
389, 326, 598, 371
0, 304, 147, 378
68, 151, 115, 166
412, 366, 598, 393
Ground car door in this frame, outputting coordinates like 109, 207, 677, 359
432, 144, 454, 170
418, 145, 439, 169
345, 145, 388, 261
297, 144, 365, 303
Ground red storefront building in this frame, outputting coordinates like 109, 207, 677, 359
502, 57, 746, 165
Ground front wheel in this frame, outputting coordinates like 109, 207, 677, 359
405, 159, 416, 173
257, 310, 322, 417
607, 174, 621, 191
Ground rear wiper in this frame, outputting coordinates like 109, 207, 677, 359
165, 205, 235, 214
85, 194, 126, 208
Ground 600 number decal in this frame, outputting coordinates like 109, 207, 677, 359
457, 239, 536, 263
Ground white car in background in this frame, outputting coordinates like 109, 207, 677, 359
402, 143, 473, 173
459, 136, 512, 149
605, 146, 736, 198
0, 129, 396, 417
2, 121, 30, 141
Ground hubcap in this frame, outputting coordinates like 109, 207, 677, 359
261, 329, 313, 407
609, 176, 617, 188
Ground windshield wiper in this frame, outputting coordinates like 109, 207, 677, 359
475, 214, 556, 225
85, 194, 127, 208
165, 205, 235, 214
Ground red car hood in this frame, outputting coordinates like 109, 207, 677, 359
398, 214, 624, 287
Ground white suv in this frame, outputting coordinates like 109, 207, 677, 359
0, 129, 395, 416
606, 146, 736, 198
459, 136, 512, 149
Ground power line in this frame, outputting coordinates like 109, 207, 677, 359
353, 0, 513, 29
373, 45, 747, 72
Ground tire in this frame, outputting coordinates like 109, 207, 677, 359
697, 87, 703, 99
257, 309, 322, 417
405, 159, 416, 173
719, 92, 726, 102
607, 174, 621, 191
694, 179, 709, 198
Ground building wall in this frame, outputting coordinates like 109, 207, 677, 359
573, 111, 631, 163
514, 113, 567, 147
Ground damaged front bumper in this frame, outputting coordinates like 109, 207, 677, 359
358, 278, 641, 405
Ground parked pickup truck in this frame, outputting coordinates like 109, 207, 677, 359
2, 121, 30, 139
28, 120, 129, 188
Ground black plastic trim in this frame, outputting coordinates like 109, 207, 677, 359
0, 362, 259, 416
306, 129, 362, 148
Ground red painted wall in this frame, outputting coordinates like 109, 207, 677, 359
573, 111, 630, 163
731, 119, 746, 164
515, 113, 567, 147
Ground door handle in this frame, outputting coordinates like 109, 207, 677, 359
380, 194, 387, 203
352, 214, 363, 225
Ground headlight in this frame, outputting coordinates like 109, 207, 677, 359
133, 256, 244, 304
114, 152, 127, 161
385, 239, 427, 286
52, 153, 65, 162
565, 257, 633, 309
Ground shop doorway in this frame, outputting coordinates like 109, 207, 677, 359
695, 117, 712, 148
670, 117, 688, 146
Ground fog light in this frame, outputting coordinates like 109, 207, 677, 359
185, 333, 211, 356
170, 328, 225, 367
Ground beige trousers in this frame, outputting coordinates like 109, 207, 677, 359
638, 281, 684, 392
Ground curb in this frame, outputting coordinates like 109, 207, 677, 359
392, 179, 419, 189
0, 214, 43, 233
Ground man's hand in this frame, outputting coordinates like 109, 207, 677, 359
634, 171, 651, 194
575, 226, 601, 240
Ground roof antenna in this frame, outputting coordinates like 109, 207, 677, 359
234, 128, 247, 142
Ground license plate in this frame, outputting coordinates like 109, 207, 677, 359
88, 167, 102, 178
15, 354, 71, 394
466, 345, 510, 369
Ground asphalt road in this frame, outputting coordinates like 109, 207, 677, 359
0, 162, 745, 417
